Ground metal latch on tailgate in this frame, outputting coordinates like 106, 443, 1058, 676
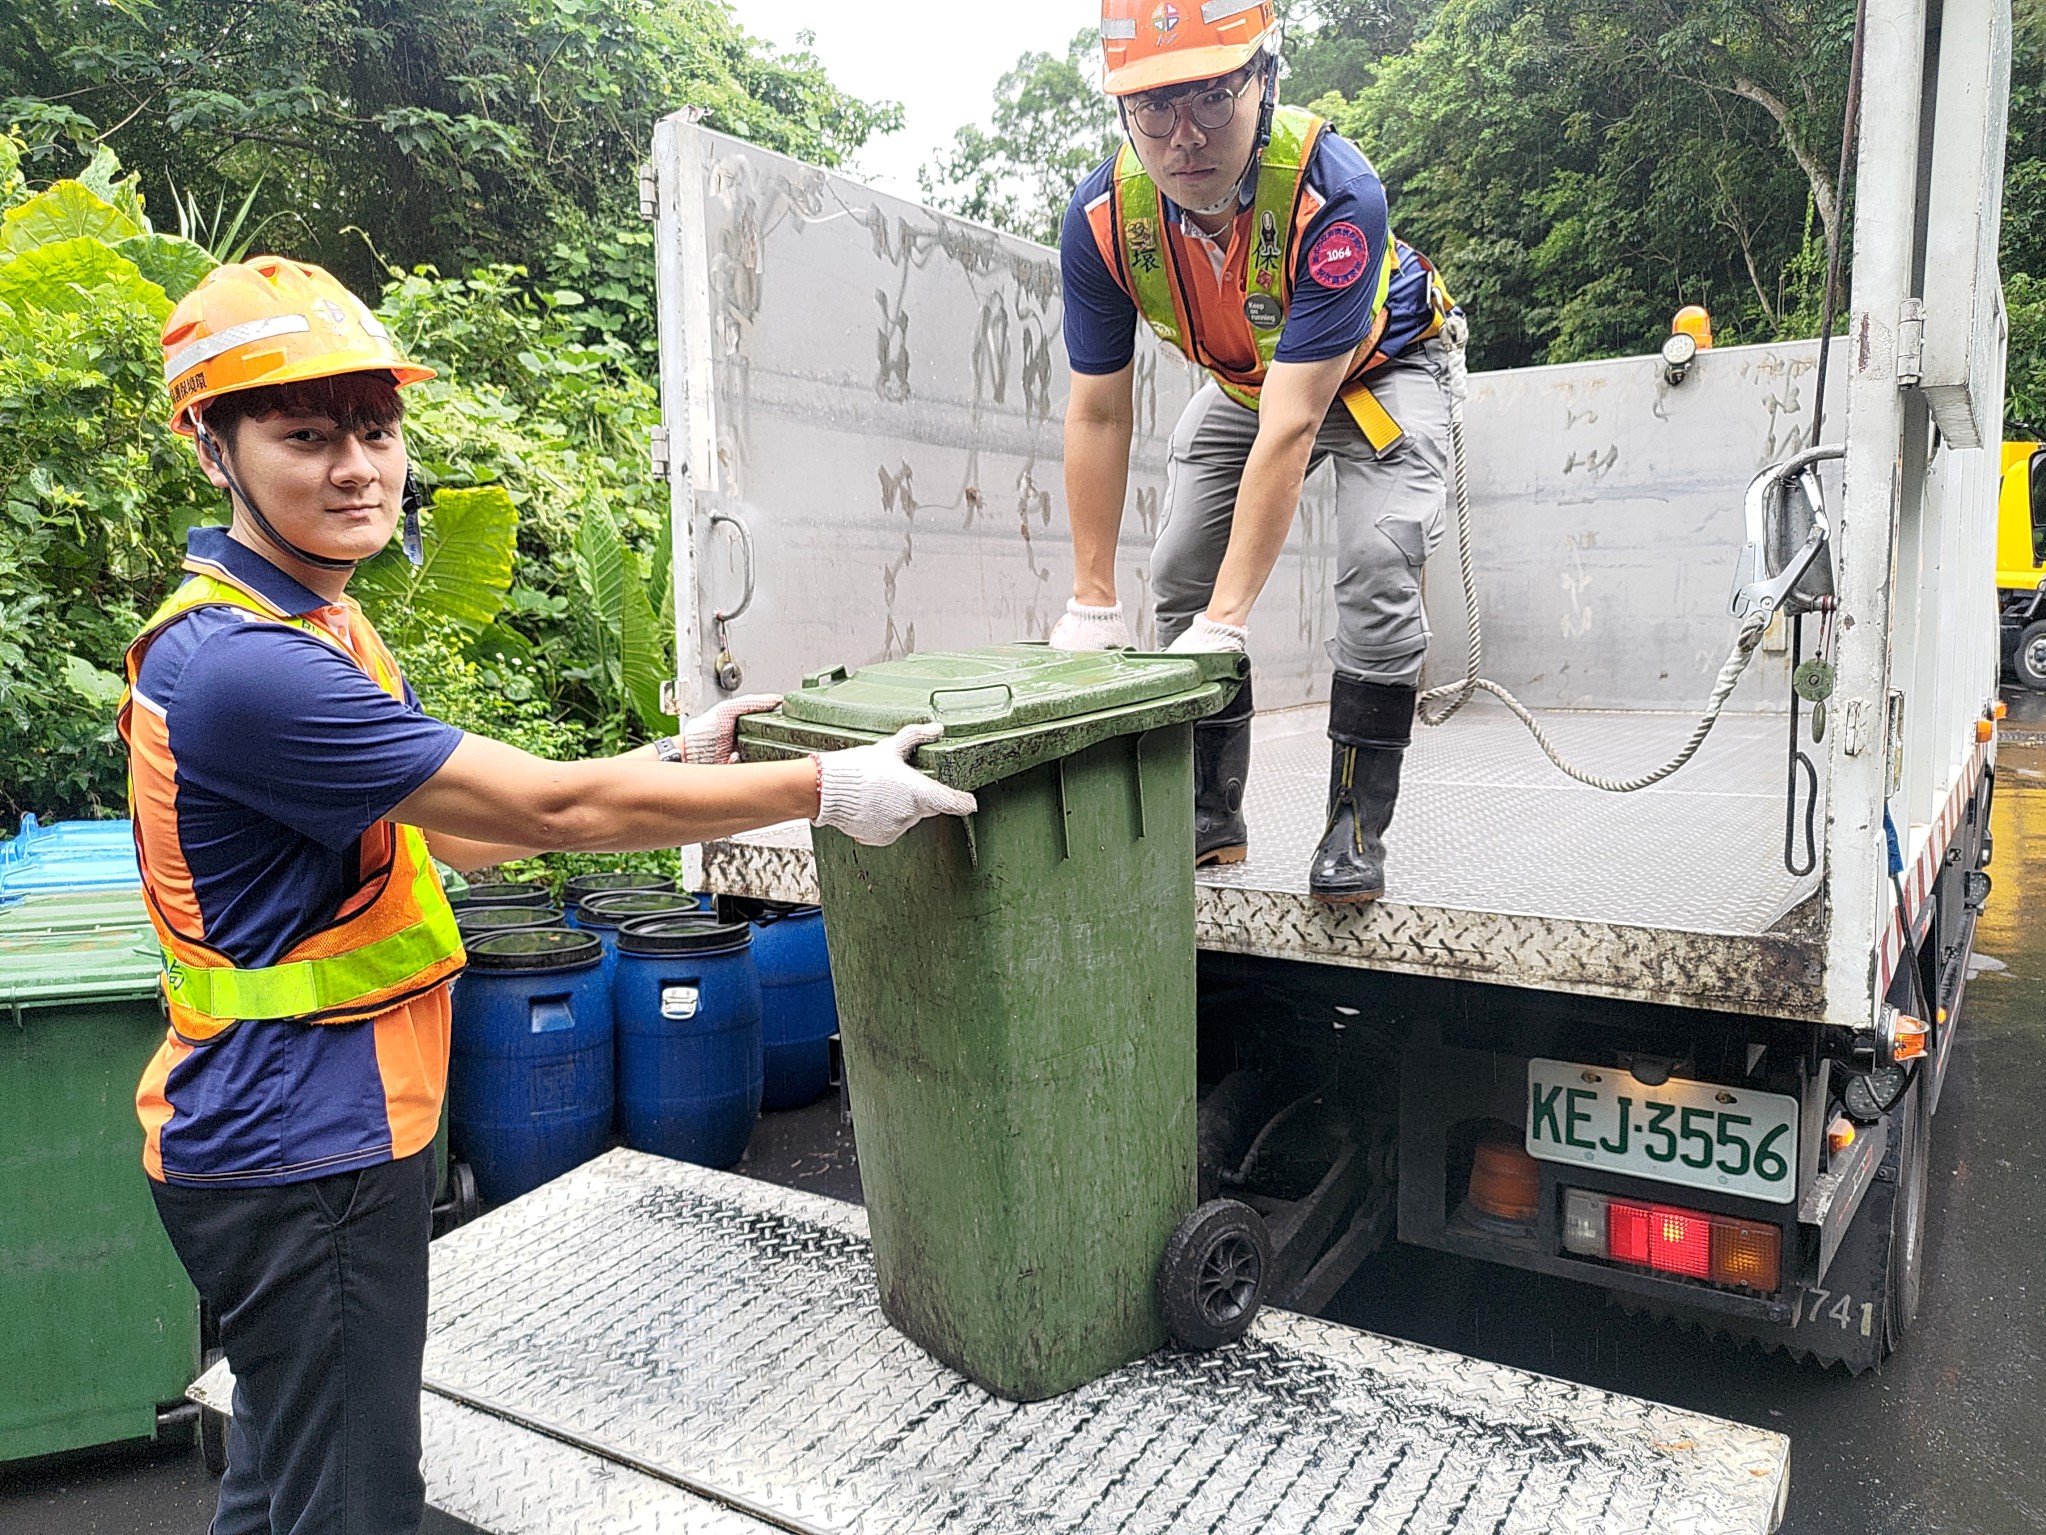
1729, 443, 1845, 622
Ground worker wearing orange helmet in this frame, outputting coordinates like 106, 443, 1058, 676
1049, 0, 1459, 903
127, 257, 972, 1535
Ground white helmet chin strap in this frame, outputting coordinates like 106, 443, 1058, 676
1184, 180, 1247, 218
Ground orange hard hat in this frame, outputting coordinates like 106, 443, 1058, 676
161, 256, 434, 435
1100, 0, 1279, 97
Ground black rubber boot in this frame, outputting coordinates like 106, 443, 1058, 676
1309, 675, 1416, 904
1194, 675, 1253, 866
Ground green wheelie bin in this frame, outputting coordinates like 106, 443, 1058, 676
0, 893, 202, 1462
739, 644, 1258, 1401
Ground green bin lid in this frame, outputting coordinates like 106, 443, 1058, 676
738, 645, 1244, 791
0, 920, 163, 1007
0, 889, 151, 936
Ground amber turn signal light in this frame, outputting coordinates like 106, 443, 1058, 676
1468, 1134, 1541, 1222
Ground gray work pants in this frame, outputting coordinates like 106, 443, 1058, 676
1151, 344, 1451, 685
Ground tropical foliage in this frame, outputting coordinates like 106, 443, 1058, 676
0, 0, 898, 828
1, 0, 898, 335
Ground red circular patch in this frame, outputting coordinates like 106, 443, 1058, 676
1306, 222, 1370, 289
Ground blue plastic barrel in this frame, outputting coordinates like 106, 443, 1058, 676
450, 880, 551, 910
448, 927, 613, 1205
749, 903, 838, 1110
613, 916, 762, 1169
574, 890, 705, 971
455, 904, 565, 942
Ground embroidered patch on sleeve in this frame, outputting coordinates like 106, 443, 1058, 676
1306, 221, 1370, 289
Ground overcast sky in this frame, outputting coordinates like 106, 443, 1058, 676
729, 0, 1100, 201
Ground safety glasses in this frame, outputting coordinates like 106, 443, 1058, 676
1125, 67, 1262, 140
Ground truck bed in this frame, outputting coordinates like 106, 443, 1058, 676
705, 700, 1827, 1021
190, 1151, 1789, 1532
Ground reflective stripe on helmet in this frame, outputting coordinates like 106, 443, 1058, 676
163, 314, 313, 384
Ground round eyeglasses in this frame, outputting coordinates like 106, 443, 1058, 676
1125, 69, 1261, 140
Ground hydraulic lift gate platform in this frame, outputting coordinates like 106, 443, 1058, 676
194, 1151, 1787, 1533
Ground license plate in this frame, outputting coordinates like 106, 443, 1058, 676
1525, 1058, 1799, 1205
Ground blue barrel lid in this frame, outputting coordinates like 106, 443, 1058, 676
578, 890, 702, 930
451, 881, 551, 909
456, 904, 565, 937
465, 927, 602, 972
565, 871, 674, 908
617, 915, 751, 957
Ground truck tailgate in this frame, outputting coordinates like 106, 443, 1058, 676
193, 1150, 1789, 1532
705, 701, 1829, 1021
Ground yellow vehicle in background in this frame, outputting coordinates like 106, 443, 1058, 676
2003, 435, 2046, 688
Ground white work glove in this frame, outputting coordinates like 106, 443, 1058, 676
1165, 615, 1248, 654
814, 722, 978, 846
1048, 598, 1133, 651
681, 694, 784, 765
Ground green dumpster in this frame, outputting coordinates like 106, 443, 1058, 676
0, 893, 201, 1462
740, 645, 1245, 1400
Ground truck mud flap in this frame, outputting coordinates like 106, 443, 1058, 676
1612, 1096, 1913, 1374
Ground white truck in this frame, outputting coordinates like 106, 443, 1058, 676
666, 0, 2011, 1377
187, 0, 2004, 1526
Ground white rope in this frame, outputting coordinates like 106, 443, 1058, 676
1416, 317, 1771, 794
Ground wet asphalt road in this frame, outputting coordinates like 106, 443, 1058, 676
6, 707, 2046, 1534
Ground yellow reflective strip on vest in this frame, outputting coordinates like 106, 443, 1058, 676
1114, 142, 1182, 357
161, 832, 461, 1024
140, 571, 317, 644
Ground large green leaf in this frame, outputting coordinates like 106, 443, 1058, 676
0, 237, 169, 321
76, 146, 151, 233
569, 504, 626, 704
352, 485, 519, 643
568, 503, 669, 732
0, 181, 142, 255
618, 540, 671, 731
114, 233, 216, 302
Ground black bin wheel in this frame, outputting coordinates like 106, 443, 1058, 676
452, 1160, 481, 1227
1160, 1198, 1271, 1350
196, 1345, 229, 1475
199, 1405, 229, 1475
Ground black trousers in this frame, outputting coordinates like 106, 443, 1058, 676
151, 1146, 436, 1535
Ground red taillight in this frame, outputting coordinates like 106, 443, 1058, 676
1648, 1206, 1713, 1278
1600, 1197, 1780, 1292
1608, 1200, 1650, 1265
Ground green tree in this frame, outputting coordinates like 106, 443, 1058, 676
921, 30, 1119, 247
2003, 0, 2046, 430
1, 0, 899, 327
1306, 0, 1847, 366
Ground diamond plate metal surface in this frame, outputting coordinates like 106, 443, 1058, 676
1214, 704, 1819, 933
419, 1151, 1787, 1534
189, 1358, 775, 1534
704, 704, 1828, 1020
421, 1394, 774, 1534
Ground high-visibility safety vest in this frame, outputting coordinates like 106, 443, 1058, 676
118, 565, 465, 1042
1105, 105, 1453, 452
